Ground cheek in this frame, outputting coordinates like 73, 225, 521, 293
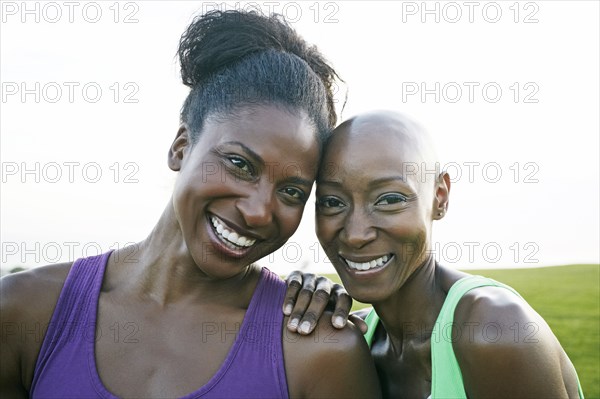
172, 169, 227, 227
381, 208, 427, 231
386, 223, 430, 265
388, 219, 427, 241
174, 172, 205, 208
176, 164, 244, 204
315, 215, 343, 255
378, 212, 429, 244
277, 206, 306, 239
172, 174, 194, 221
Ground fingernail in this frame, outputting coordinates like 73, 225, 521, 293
288, 319, 299, 330
334, 316, 344, 328
299, 321, 311, 334
284, 304, 292, 315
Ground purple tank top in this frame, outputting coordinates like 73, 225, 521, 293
31, 251, 289, 398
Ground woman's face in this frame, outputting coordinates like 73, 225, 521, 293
315, 116, 445, 302
171, 105, 319, 279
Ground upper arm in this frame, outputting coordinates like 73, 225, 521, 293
0, 326, 27, 399
453, 287, 580, 398
283, 311, 381, 398
0, 264, 71, 397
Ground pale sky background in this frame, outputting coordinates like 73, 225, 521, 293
1, 1, 598, 275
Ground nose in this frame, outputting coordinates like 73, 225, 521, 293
340, 208, 377, 249
235, 184, 275, 228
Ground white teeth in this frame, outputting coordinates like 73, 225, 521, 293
210, 216, 256, 248
344, 254, 392, 271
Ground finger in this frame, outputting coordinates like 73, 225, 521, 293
348, 314, 368, 335
282, 270, 304, 315
330, 284, 353, 329
297, 277, 333, 335
287, 273, 316, 332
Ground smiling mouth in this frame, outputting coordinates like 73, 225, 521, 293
210, 216, 257, 250
341, 254, 393, 271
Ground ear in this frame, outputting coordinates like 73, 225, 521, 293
432, 171, 451, 220
168, 124, 191, 171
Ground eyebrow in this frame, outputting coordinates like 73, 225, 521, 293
368, 176, 409, 187
317, 179, 342, 187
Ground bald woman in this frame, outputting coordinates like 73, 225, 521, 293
284, 111, 584, 398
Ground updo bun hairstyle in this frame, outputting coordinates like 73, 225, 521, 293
177, 10, 342, 148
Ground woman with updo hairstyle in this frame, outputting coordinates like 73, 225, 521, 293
0, 10, 380, 399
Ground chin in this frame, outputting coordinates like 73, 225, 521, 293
335, 273, 387, 304
353, 286, 393, 304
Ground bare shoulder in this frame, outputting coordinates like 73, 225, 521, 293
1, 262, 73, 394
283, 311, 380, 398
1, 262, 73, 322
452, 284, 580, 398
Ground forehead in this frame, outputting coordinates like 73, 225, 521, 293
322, 119, 425, 179
203, 105, 319, 161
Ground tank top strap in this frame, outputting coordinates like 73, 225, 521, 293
241, 267, 285, 343
364, 307, 379, 347
431, 275, 520, 399
243, 267, 288, 397
242, 267, 287, 377
432, 275, 585, 399
364, 277, 517, 398
31, 251, 112, 393
363, 275, 584, 398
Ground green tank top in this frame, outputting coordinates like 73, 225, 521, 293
364, 275, 585, 399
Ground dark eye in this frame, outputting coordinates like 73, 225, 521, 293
228, 156, 252, 174
280, 187, 306, 201
317, 196, 346, 209
375, 193, 407, 206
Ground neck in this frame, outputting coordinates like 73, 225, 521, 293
106, 199, 257, 307
372, 257, 446, 348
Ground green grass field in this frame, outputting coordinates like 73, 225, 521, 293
325, 264, 599, 398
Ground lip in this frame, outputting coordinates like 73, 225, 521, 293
205, 214, 258, 259
212, 214, 264, 241
338, 253, 394, 277
339, 253, 391, 263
